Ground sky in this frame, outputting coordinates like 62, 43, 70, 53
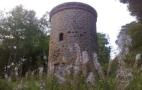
0, 0, 135, 58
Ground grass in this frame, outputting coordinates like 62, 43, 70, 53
0, 71, 142, 90
0, 74, 117, 90
126, 70, 142, 90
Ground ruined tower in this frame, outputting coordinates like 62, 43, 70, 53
48, 2, 98, 81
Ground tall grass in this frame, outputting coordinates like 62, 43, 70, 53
0, 74, 117, 90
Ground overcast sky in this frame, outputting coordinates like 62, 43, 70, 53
0, 0, 135, 58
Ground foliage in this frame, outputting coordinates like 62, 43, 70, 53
0, 5, 49, 76
127, 22, 142, 52
97, 33, 111, 65
120, 0, 142, 21
118, 22, 142, 53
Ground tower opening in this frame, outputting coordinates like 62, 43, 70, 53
59, 33, 64, 41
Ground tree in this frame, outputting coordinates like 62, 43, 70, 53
120, 0, 142, 21
97, 33, 111, 65
0, 5, 49, 77
120, 22, 142, 52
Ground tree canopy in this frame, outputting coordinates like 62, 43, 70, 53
0, 5, 49, 77
123, 22, 142, 52
97, 33, 111, 65
120, 0, 142, 21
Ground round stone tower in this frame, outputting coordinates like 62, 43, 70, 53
48, 2, 98, 81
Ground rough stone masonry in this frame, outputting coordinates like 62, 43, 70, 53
48, 2, 100, 82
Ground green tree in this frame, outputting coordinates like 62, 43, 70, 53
120, 0, 142, 21
119, 22, 142, 52
97, 33, 111, 65
0, 5, 49, 77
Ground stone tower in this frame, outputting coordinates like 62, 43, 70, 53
48, 2, 98, 81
